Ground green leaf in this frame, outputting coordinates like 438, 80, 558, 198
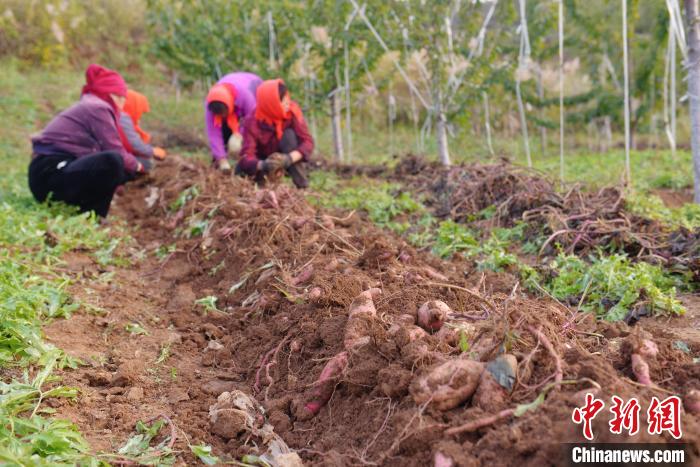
125, 322, 149, 336
190, 444, 220, 465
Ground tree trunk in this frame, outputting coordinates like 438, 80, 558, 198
685, 0, 700, 202
435, 86, 451, 166
330, 93, 344, 162
436, 112, 450, 166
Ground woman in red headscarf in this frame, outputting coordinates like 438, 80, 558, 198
29, 64, 143, 218
238, 79, 314, 188
119, 89, 167, 172
205, 72, 262, 173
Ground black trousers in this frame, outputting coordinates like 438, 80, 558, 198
235, 128, 309, 188
28, 151, 128, 217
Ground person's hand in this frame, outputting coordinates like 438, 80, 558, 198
261, 152, 288, 173
216, 158, 232, 173
136, 162, 146, 174
153, 147, 167, 160
289, 150, 303, 164
227, 133, 243, 155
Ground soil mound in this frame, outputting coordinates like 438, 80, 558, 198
52, 156, 699, 465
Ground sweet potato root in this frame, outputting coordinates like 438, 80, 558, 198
410, 358, 484, 411
293, 351, 348, 421
343, 288, 382, 351
416, 300, 450, 332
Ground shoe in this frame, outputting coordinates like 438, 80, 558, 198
216, 159, 232, 173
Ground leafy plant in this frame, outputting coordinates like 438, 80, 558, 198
195, 296, 221, 314
432, 220, 478, 258
189, 444, 220, 466
155, 243, 176, 260
625, 192, 700, 229
169, 185, 200, 212
155, 344, 171, 364
125, 322, 149, 336
114, 419, 175, 465
533, 253, 688, 320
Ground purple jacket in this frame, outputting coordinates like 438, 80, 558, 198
205, 72, 262, 161
31, 94, 138, 173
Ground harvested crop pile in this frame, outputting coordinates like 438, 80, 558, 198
388, 155, 700, 281
109, 156, 699, 465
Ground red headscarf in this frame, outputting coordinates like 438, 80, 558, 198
254, 79, 304, 139
81, 64, 127, 113
123, 89, 151, 143
206, 83, 239, 134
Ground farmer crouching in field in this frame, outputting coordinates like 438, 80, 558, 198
205, 72, 262, 173
119, 89, 167, 172
237, 79, 313, 188
29, 64, 144, 218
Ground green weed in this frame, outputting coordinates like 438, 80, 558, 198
527, 253, 688, 321
625, 192, 700, 229
112, 419, 175, 465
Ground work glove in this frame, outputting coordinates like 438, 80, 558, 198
227, 133, 243, 156
215, 158, 232, 173
263, 152, 292, 171
153, 147, 167, 161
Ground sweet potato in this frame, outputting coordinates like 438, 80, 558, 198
289, 339, 303, 353
255, 190, 279, 209
635, 339, 659, 358
684, 389, 700, 415
410, 358, 484, 411
398, 251, 411, 263
571, 388, 602, 408
423, 266, 448, 282
306, 287, 323, 302
416, 300, 451, 332
291, 216, 308, 230
397, 314, 416, 326
472, 371, 509, 412
631, 353, 652, 386
291, 265, 314, 286
390, 324, 428, 348
433, 452, 454, 467
435, 323, 476, 347
320, 215, 335, 229
472, 354, 517, 412
343, 288, 381, 351
324, 257, 340, 272
378, 365, 413, 398
293, 351, 348, 421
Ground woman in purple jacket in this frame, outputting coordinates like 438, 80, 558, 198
205, 72, 262, 173
29, 64, 142, 218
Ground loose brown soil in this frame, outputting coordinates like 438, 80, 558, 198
45, 156, 699, 466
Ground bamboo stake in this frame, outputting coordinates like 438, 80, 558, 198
483, 91, 495, 157
622, 0, 632, 186
559, 0, 565, 184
